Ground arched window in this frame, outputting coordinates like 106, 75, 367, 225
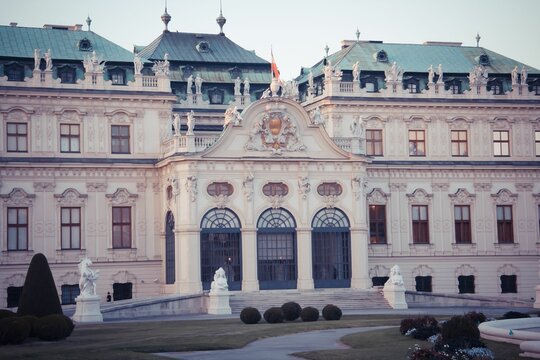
311, 208, 351, 288
200, 208, 242, 290
257, 208, 297, 290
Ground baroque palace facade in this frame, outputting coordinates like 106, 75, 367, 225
1, 11, 539, 308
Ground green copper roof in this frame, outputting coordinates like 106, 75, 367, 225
138, 31, 269, 65
0, 25, 134, 63
298, 41, 539, 81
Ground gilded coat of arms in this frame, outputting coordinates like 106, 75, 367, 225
244, 111, 305, 155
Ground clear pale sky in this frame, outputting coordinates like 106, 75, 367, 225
2, 0, 539, 79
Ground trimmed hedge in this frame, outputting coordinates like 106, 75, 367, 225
322, 304, 342, 321
263, 307, 284, 324
441, 315, 479, 342
34, 314, 74, 341
281, 302, 302, 321
0, 309, 16, 320
240, 307, 261, 324
300, 306, 319, 322
502, 311, 530, 319
464, 311, 486, 325
0, 317, 31, 345
18, 315, 38, 337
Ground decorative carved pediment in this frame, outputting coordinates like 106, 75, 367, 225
0, 188, 36, 206
497, 264, 518, 276
322, 195, 338, 209
491, 188, 518, 204
4, 273, 25, 287
55, 188, 88, 206
106, 188, 138, 205
449, 188, 476, 204
212, 194, 229, 209
406, 188, 433, 204
58, 271, 79, 285
367, 188, 390, 205
412, 265, 434, 277
455, 264, 476, 276
369, 265, 390, 278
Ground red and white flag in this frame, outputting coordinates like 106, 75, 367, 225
271, 48, 280, 79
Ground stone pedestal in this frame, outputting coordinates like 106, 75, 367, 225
535, 285, 540, 309
72, 295, 103, 322
207, 291, 232, 315
383, 285, 408, 309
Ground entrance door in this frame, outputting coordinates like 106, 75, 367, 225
165, 211, 175, 284
311, 208, 351, 288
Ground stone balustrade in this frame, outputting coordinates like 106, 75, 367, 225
161, 134, 221, 157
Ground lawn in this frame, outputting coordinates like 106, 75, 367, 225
0, 314, 525, 360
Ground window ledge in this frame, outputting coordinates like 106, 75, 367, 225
494, 243, 519, 248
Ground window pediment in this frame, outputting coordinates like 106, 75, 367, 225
449, 188, 476, 204
55, 188, 88, 206
106, 188, 138, 205
491, 188, 517, 204
367, 188, 390, 205
0, 188, 35, 206
406, 188, 433, 204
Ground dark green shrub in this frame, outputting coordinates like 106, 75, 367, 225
464, 311, 486, 325
263, 307, 284, 324
17, 253, 63, 318
400, 316, 438, 335
502, 311, 530, 319
300, 306, 319, 322
18, 315, 38, 337
281, 302, 302, 321
34, 314, 74, 341
0, 317, 30, 345
411, 325, 439, 341
240, 307, 261, 324
322, 304, 342, 321
441, 315, 479, 342
0, 309, 16, 319
400, 318, 416, 334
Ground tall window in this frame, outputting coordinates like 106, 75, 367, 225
112, 206, 131, 248
493, 130, 510, 157
451, 130, 468, 157
369, 205, 386, 244
7, 286, 23, 308
535, 131, 540, 156
61, 207, 81, 249
415, 276, 432, 292
366, 129, 383, 156
60, 124, 80, 153
409, 130, 426, 156
110, 70, 125, 85
412, 205, 429, 244
458, 275, 475, 294
61, 284, 80, 305
500, 275, 517, 293
496, 205, 513, 243
111, 125, 130, 154
7, 207, 28, 250
454, 205, 472, 244
6, 122, 28, 152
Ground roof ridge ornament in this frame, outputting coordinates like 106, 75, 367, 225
86, 15, 92, 31
475, 32, 481, 47
216, 0, 227, 35
161, 1, 172, 32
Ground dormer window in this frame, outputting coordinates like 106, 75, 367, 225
78, 38, 92, 52
228, 66, 242, 79
446, 79, 462, 94
109, 68, 126, 85
405, 78, 420, 93
5, 63, 24, 81
478, 54, 490, 66
196, 41, 210, 53
57, 66, 76, 84
376, 50, 388, 63
208, 87, 224, 104
488, 79, 503, 95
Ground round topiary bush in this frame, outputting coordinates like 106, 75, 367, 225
0, 309, 16, 320
322, 304, 342, 321
441, 315, 479, 342
281, 302, 302, 321
240, 307, 261, 324
263, 307, 284, 324
300, 306, 319, 322
34, 314, 74, 341
18, 315, 38, 337
464, 311, 486, 325
0, 317, 30, 345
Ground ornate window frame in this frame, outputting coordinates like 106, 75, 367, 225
54, 188, 88, 252
407, 189, 433, 246
106, 188, 138, 252
0, 188, 35, 252
449, 188, 476, 245
491, 188, 518, 246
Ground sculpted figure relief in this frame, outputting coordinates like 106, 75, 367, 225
210, 267, 228, 293
385, 265, 404, 287
224, 106, 242, 127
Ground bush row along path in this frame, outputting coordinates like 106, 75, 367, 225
156, 326, 393, 360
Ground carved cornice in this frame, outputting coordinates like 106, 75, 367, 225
473, 183, 492, 192
406, 188, 433, 204
54, 188, 88, 206
491, 188, 518, 204
106, 188, 138, 205
431, 183, 450, 192
0, 188, 36, 206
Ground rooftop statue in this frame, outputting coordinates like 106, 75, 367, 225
384, 61, 402, 82
33, 48, 40, 71
234, 77, 242, 95
186, 110, 195, 135
427, 65, 435, 84
521, 66, 528, 85
186, 75, 193, 94
173, 113, 181, 136
44, 48, 53, 71
224, 106, 242, 127
243, 77, 250, 96
437, 64, 444, 84
352, 61, 360, 82
195, 74, 203, 94
134, 54, 143, 75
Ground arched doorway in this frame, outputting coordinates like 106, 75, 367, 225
311, 208, 351, 288
165, 211, 175, 284
200, 208, 242, 290
257, 208, 297, 290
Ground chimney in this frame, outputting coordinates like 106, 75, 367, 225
9, 22, 18, 27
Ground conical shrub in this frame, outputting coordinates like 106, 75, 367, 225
17, 253, 63, 318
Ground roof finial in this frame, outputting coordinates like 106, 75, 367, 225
86, 15, 92, 31
216, 0, 227, 35
475, 32, 481, 47
161, 0, 172, 32
324, 44, 329, 57
355, 28, 360, 42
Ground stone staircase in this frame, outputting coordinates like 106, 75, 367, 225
229, 288, 391, 313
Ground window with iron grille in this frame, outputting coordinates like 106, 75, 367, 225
61, 284, 80, 305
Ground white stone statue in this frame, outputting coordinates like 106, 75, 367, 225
195, 74, 203, 94
261, 88, 271, 99
186, 110, 195, 135
224, 106, 242, 127
468, 65, 488, 86
427, 65, 435, 84
511, 66, 519, 85
173, 113, 181, 136
298, 176, 311, 199
234, 76, 242, 95
242, 174, 254, 201
521, 66, 528, 85
385, 265, 404, 287
185, 175, 198, 202
311, 106, 324, 125
170, 177, 180, 196
323, 61, 334, 80
350, 117, 364, 137
352, 61, 360, 82
44, 48, 53, 71
33, 48, 41, 71
186, 75, 193, 94
134, 54, 143, 75
308, 71, 314, 89
243, 77, 250, 96
437, 64, 443, 84
210, 267, 229, 293
281, 80, 298, 98
152, 53, 169, 76
78, 257, 100, 297
385, 61, 402, 82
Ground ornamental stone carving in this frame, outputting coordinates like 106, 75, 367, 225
367, 188, 390, 205
431, 183, 450, 192
412, 265, 434, 277
473, 183, 492, 192
106, 188, 138, 205
351, 177, 367, 200
389, 183, 407, 192
54, 188, 88, 206
0, 188, 36, 206
136, 182, 147, 193
86, 182, 107, 192
497, 264, 518, 276
449, 188, 476, 204
455, 264, 476, 277
297, 176, 310, 199
33, 182, 55, 192
268, 195, 285, 209
242, 174, 254, 201
406, 188, 433, 204
185, 176, 198, 202
491, 188, 518, 204
244, 110, 306, 155
212, 194, 229, 209
515, 183, 533, 192
322, 195, 338, 209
